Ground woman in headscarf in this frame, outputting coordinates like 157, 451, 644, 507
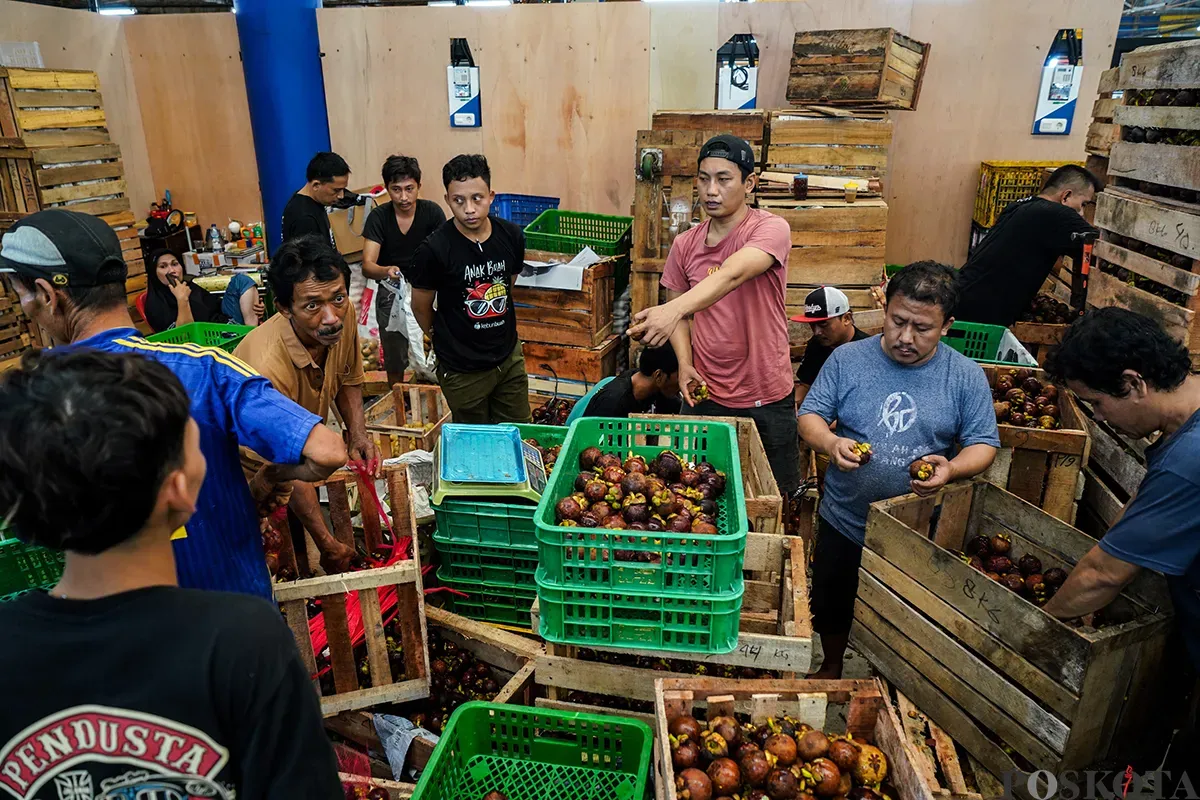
144, 249, 263, 332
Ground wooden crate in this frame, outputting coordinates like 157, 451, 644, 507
763, 111, 893, 184
1108, 40, 1200, 204
533, 532, 812, 706
632, 412, 783, 534
1085, 67, 1120, 163
0, 276, 38, 368
654, 677, 941, 800
326, 605, 541, 777
1088, 188, 1200, 367
364, 383, 450, 459
651, 110, 769, 163
890, 690, 984, 800
524, 334, 621, 385
979, 364, 1089, 524
0, 141, 37, 215
850, 480, 1172, 784
787, 28, 930, 110
514, 249, 619, 348
1073, 400, 1148, 539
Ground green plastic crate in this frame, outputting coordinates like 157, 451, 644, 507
535, 417, 747, 595
433, 423, 568, 548
433, 532, 538, 585
147, 322, 253, 353
412, 701, 653, 800
438, 569, 537, 627
0, 537, 64, 602
524, 210, 633, 257
537, 570, 744, 653
942, 321, 1006, 362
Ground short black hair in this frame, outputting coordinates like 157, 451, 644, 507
267, 235, 352, 309
1045, 307, 1190, 397
10, 274, 126, 315
306, 152, 351, 183
885, 261, 958, 320
382, 154, 422, 187
1043, 164, 1103, 196
0, 350, 190, 554
638, 343, 679, 377
443, 154, 491, 189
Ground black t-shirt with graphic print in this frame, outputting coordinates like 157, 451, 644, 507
0, 587, 341, 800
410, 216, 525, 374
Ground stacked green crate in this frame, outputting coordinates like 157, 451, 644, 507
433, 423, 565, 627
534, 417, 747, 654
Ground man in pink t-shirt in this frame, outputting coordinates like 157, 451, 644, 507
628, 134, 799, 495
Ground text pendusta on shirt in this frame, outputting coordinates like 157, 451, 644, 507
410, 216, 525, 374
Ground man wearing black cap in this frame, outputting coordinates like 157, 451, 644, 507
628, 134, 798, 497
0, 210, 350, 597
793, 285, 868, 406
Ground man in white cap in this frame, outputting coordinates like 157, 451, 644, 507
792, 286, 868, 406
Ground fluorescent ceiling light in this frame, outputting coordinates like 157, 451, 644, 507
97, 6, 136, 13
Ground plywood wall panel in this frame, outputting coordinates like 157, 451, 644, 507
649, 4, 719, 114
123, 13, 262, 228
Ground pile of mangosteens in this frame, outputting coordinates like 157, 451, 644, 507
958, 532, 1068, 606
667, 712, 893, 800
577, 649, 779, 680
554, 447, 727, 535
991, 369, 1063, 430
1018, 295, 1072, 325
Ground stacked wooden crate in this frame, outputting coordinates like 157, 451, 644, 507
0, 140, 41, 372
1087, 41, 1200, 369
1084, 67, 1120, 188
786, 28, 931, 111
0, 68, 144, 324
759, 112, 891, 348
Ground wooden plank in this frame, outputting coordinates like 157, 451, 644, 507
857, 573, 1072, 755
1087, 269, 1193, 346
18, 128, 110, 149
523, 337, 620, 385
272, 562, 419, 602
786, 248, 884, 281
929, 722, 971, 795
1113, 104, 1200, 131
16, 108, 106, 131
319, 677, 429, 718
1093, 239, 1200, 295
1095, 189, 1200, 262
1090, 96, 1118, 121
651, 110, 768, 142
1081, 467, 1124, 527
358, 585, 393, 688
788, 72, 885, 104
1085, 122, 1119, 157
787, 286, 877, 309
771, 202, 888, 231
38, 178, 126, 205
768, 144, 890, 169
895, 692, 939, 786
791, 228, 887, 247
516, 319, 611, 349
35, 161, 124, 188
1097, 67, 1120, 95
1118, 40, 1200, 91
48, 196, 130, 217
322, 592, 359, 695
769, 116, 893, 147
31, 143, 120, 166
13, 90, 103, 109
282, 598, 319, 690
1004, 448, 1047, 507
7, 69, 100, 91
1109, 142, 1200, 194
0, 82, 17, 140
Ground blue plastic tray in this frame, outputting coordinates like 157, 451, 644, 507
439, 424, 527, 484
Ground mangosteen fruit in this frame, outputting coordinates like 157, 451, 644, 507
584, 480, 608, 502
808, 758, 842, 797
995, 375, 1015, 393
847, 789, 883, 800
1018, 554, 1042, 575
796, 729, 830, 762
707, 758, 742, 796
579, 512, 600, 528
590, 501, 613, 521
708, 716, 741, 746
692, 521, 719, 535
674, 738, 702, 769
990, 533, 1012, 554
700, 499, 718, 516
766, 768, 799, 800
579, 446, 603, 470
624, 455, 648, 474
1000, 573, 1026, 593
657, 451, 684, 482
740, 751, 772, 787
700, 730, 729, 761
621, 472, 648, 496
603, 466, 627, 485
965, 535, 991, 557
985, 555, 1013, 574
574, 472, 593, 492
994, 401, 1011, 421
668, 514, 693, 533
676, 768, 714, 800
1043, 567, 1068, 587
681, 468, 701, 487
1025, 573, 1046, 594
764, 733, 797, 765
909, 459, 934, 481
1005, 388, 1026, 405
827, 739, 859, 771
735, 741, 762, 761
1008, 412, 1027, 427
852, 744, 888, 785
555, 497, 583, 523
623, 503, 651, 525
603, 516, 628, 530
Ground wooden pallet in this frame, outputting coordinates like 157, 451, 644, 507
532, 533, 813, 697
1073, 400, 1148, 540
650, 110, 770, 164
763, 111, 893, 183
979, 364, 1089, 524
631, 413, 783, 534
0, 141, 37, 215
850, 480, 1172, 787
787, 28, 930, 110
364, 384, 450, 460
524, 335, 621, 385
633, 129, 714, 264
1088, 187, 1200, 367
654, 677, 936, 800
1108, 39, 1200, 205
514, 249, 620, 348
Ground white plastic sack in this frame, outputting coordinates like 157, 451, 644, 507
373, 713, 438, 782
377, 278, 437, 381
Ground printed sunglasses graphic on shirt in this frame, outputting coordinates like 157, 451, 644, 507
464, 281, 508, 319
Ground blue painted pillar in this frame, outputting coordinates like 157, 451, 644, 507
233, 0, 331, 253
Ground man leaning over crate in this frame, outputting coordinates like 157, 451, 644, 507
798, 262, 1000, 679
235, 234, 381, 571
0, 349, 342, 799
0, 210, 348, 601
627, 134, 800, 498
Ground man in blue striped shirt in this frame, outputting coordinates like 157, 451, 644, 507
1, 210, 350, 600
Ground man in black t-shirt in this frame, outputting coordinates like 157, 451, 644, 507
362, 154, 446, 387
791, 286, 868, 406
280, 151, 351, 247
955, 164, 1100, 327
582, 344, 682, 418
411, 154, 531, 424
0, 350, 340, 800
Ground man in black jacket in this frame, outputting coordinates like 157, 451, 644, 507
281, 151, 351, 248
955, 164, 1100, 327
0, 350, 341, 800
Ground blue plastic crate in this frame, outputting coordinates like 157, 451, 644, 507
493, 194, 560, 228
439, 424, 527, 484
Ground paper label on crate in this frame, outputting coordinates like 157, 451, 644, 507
516, 246, 600, 291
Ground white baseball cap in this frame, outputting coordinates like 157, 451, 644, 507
791, 286, 851, 323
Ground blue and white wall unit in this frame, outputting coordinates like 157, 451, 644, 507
1032, 28, 1084, 136
448, 38, 481, 129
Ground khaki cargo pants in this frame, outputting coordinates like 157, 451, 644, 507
436, 343, 533, 425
